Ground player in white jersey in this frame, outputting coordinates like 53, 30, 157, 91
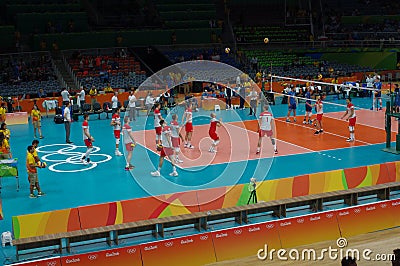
341, 98, 357, 142
110, 108, 123, 156
154, 103, 163, 147
122, 116, 136, 170
182, 102, 194, 149
256, 105, 277, 154
170, 114, 183, 163
151, 120, 178, 177
314, 96, 324, 135
81, 114, 95, 165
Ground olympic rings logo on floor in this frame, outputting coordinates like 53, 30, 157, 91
36, 144, 112, 173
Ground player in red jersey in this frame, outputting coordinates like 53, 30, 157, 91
81, 113, 95, 165
314, 96, 324, 135
110, 107, 123, 156
154, 103, 163, 147
341, 97, 357, 142
182, 102, 194, 149
170, 114, 184, 163
208, 112, 222, 153
256, 105, 277, 154
151, 120, 178, 177
122, 116, 136, 170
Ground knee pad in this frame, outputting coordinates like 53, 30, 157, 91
348, 126, 354, 131
175, 147, 180, 153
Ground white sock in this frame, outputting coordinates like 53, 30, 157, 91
350, 133, 354, 139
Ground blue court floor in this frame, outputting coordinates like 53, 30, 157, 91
0, 94, 398, 264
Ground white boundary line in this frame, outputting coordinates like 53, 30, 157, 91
324, 111, 397, 133
275, 118, 372, 145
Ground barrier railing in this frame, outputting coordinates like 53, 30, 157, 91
12, 181, 400, 260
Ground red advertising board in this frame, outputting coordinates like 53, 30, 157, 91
212, 221, 280, 262
60, 245, 141, 265
391, 198, 400, 226
337, 201, 397, 238
278, 211, 340, 248
140, 233, 216, 266
10, 257, 62, 266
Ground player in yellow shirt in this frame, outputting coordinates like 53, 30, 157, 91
0, 122, 10, 140
89, 86, 98, 110
0, 103, 6, 123
0, 132, 10, 159
26, 145, 45, 198
31, 105, 43, 138
104, 83, 113, 93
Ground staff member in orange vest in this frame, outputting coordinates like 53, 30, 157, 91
26, 145, 45, 198
31, 105, 44, 139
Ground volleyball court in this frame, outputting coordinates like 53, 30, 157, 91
132, 75, 395, 169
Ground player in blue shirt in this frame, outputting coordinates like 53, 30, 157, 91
286, 86, 297, 122
303, 87, 313, 124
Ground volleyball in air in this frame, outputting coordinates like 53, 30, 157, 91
224, 47, 230, 54
263, 37, 269, 44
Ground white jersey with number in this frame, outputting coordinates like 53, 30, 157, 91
184, 108, 192, 123
170, 120, 180, 138
259, 111, 273, 131
161, 126, 172, 148
347, 103, 356, 118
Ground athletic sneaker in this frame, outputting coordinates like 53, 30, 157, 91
319, 129, 324, 133
308, 120, 313, 125
29, 194, 37, 199
81, 158, 88, 165
286, 119, 291, 122
346, 138, 354, 142
37, 192, 45, 197
256, 149, 260, 154
302, 120, 307, 124
379, 107, 382, 110
175, 158, 184, 163
115, 150, 123, 156
274, 149, 278, 154
293, 118, 297, 123
188, 145, 194, 149
151, 170, 161, 177
125, 166, 134, 170
184, 143, 188, 148
169, 171, 178, 177
314, 131, 320, 135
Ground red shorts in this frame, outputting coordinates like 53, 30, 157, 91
160, 147, 174, 157
84, 139, 93, 147
316, 113, 323, 121
259, 129, 273, 137
349, 117, 356, 127
114, 130, 120, 139
185, 123, 193, 133
155, 126, 162, 135
125, 143, 134, 152
209, 131, 219, 141
171, 137, 180, 148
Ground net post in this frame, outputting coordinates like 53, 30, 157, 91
385, 101, 391, 149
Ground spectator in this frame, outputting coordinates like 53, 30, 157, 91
38, 88, 47, 98
0, 103, 6, 123
104, 83, 113, 93
0, 122, 10, 140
